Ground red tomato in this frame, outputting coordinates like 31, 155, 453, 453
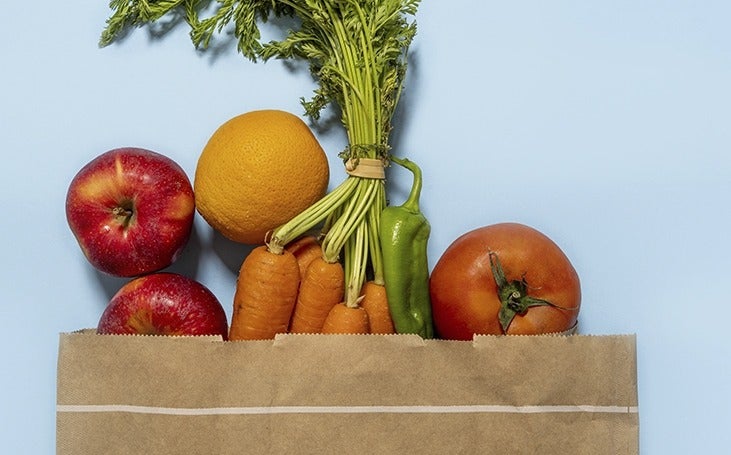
429, 223, 581, 339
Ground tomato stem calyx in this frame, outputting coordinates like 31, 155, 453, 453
488, 251, 558, 333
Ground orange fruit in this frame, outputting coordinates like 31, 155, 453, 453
194, 110, 330, 244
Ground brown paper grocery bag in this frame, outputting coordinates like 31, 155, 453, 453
57, 331, 638, 454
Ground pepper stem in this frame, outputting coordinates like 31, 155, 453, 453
389, 156, 422, 213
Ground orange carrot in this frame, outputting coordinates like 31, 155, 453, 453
289, 257, 345, 333
360, 281, 395, 334
321, 303, 370, 334
285, 235, 323, 280
229, 245, 300, 340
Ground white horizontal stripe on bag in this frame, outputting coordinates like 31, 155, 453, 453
57, 404, 638, 415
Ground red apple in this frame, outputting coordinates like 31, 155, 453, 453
66, 147, 195, 277
97, 273, 229, 339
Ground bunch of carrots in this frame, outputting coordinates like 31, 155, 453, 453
99, 0, 424, 340
229, 235, 395, 340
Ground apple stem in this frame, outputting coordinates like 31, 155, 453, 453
112, 205, 134, 227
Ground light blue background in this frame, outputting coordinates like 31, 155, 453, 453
2, 1, 729, 453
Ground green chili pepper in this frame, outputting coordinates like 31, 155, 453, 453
379, 156, 434, 339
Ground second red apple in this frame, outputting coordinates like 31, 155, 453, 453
97, 273, 229, 339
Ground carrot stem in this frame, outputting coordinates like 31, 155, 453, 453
269, 176, 359, 254
366, 183, 386, 285
344, 220, 369, 307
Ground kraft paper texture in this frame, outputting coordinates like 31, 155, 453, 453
57, 331, 638, 454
